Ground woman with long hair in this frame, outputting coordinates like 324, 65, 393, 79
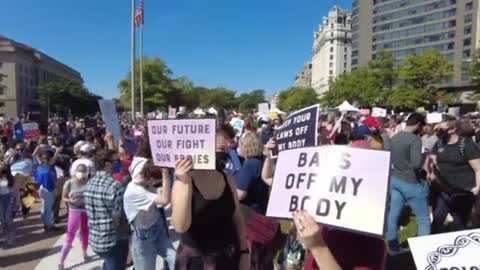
0, 165, 20, 246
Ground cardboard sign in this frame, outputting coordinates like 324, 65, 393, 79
359, 109, 371, 116
98, 100, 122, 141
230, 118, 244, 137
258, 103, 270, 115
448, 107, 460, 117
408, 229, 480, 270
271, 104, 319, 158
427, 112, 443, 124
168, 107, 177, 119
147, 119, 216, 170
372, 107, 387, 117
23, 122, 40, 139
266, 145, 391, 237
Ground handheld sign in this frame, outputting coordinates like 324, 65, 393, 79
372, 107, 387, 117
258, 103, 270, 115
408, 229, 480, 270
266, 145, 391, 237
271, 104, 319, 158
98, 100, 121, 141
23, 122, 40, 139
147, 119, 216, 170
427, 112, 443, 124
168, 107, 177, 119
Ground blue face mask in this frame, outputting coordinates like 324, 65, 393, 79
113, 160, 122, 173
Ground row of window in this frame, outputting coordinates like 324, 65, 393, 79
372, 20, 455, 42
373, 31, 455, 51
391, 43, 455, 58
374, 0, 455, 14
373, 0, 458, 24
373, 8, 456, 33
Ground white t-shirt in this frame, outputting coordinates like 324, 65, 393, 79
123, 182, 160, 229
70, 158, 96, 178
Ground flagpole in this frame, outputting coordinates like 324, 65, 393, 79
131, 0, 136, 121
140, 15, 144, 117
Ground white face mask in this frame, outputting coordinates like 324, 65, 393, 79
75, 172, 87, 180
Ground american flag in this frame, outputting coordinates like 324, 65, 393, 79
134, 1, 144, 27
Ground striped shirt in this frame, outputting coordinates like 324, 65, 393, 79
84, 171, 124, 253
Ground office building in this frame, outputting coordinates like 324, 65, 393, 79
311, 6, 352, 95
0, 35, 83, 117
294, 62, 312, 87
352, 0, 478, 91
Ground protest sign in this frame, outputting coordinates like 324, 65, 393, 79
230, 118, 244, 137
266, 145, 391, 237
98, 100, 121, 141
359, 109, 371, 116
168, 107, 177, 119
448, 107, 460, 117
258, 103, 269, 115
271, 104, 319, 158
147, 119, 216, 170
14, 122, 24, 141
372, 107, 387, 117
23, 122, 40, 139
427, 112, 443, 124
408, 229, 480, 270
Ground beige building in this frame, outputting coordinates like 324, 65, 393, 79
311, 6, 352, 95
352, 0, 479, 96
0, 35, 83, 117
294, 62, 312, 87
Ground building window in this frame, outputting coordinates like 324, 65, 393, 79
0, 87, 4, 95
331, 24, 334, 29
352, 59, 358, 65
448, 42, 455, 50
465, 25, 472, 35
465, 14, 473, 23
344, 47, 347, 52
330, 55, 334, 60
330, 47, 334, 52
331, 32, 334, 37
463, 49, 471, 58
329, 70, 333, 75
329, 63, 333, 68
344, 63, 347, 68
462, 73, 470, 81
466, 2, 473, 11
330, 40, 334, 44
344, 55, 347, 60
464, 38, 472, 47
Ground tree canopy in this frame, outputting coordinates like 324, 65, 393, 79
277, 87, 318, 112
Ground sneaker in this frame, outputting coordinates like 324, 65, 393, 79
388, 240, 409, 256
58, 263, 64, 270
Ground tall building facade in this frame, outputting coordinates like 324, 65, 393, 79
294, 62, 312, 87
0, 35, 83, 117
311, 6, 352, 95
352, 0, 479, 90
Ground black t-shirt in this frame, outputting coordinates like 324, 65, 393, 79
433, 138, 480, 191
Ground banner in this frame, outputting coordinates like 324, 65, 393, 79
258, 103, 270, 115
266, 145, 391, 237
372, 107, 387, 117
168, 107, 177, 119
98, 100, 122, 141
23, 122, 40, 139
271, 104, 319, 158
147, 119, 216, 170
408, 229, 480, 270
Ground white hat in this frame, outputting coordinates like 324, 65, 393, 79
80, 143, 95, 153
73, 141, 86, 155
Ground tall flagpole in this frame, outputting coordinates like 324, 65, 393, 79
131, 0, 136, 121
140, 5, 144, 117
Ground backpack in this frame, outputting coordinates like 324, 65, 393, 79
112, 177, 131, 236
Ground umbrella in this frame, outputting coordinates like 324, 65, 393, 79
336, 100, 359, 112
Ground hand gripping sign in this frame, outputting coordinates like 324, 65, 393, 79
266, 145, 391, 237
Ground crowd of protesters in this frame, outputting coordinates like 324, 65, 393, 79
0, 107, 479, 270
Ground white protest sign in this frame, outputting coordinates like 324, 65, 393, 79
372, 107, 387, 117
168, 107, 177, 119
408, 229, 480, 270
98, 100, 122, 141
147, 119, 216, 170
266, 145, 391, 237
258, 103, 269, 115
23, 122, 40, 139
448, 107, 460, 117
230, 118, 244, 137
427, 112, 443, 124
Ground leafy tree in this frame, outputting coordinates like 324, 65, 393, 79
198, 87, 237, 110
236, 89, 266, 113
278, 87, 318, 111
468, 48, 480, 89
368, 50, 397, 91
36, 79, 101, 116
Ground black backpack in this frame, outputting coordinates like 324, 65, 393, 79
112, 176, 132, 236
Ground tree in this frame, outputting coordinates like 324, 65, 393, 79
198, 87, 237, 110
236, 89, 266, 113
368, 50, 397, 91
468, 48, 480, 89
277, 87, 318, 111
36, 79, 101, 116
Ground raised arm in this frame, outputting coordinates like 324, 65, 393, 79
154, 168, 172, 205
261, 138, 276, 186
171, 159, 193, 233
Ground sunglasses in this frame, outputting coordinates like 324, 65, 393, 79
16, 148, 24, 152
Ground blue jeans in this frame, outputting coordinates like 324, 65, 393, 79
387, 176, 431, 243
39, 186, 55, 227
0, 193, 15, 241
432, 192, 475, 233
132, 221, 176, 270
96, 239, 129, 270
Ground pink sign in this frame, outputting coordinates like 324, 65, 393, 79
147, 119, 216, 170
23, 123, 40, 139
266, 145, 391, 237
359, 109, 371, 116
168, 107, 177, 119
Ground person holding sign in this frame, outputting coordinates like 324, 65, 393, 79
428, 119, 480, 233
172, 127, 250, 270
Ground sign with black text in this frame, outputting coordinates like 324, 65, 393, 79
266, 146, 391, 237
147, 119, 216, 170
408, 229, 480, 270
271, 104, 319, 158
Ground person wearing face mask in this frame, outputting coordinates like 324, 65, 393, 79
123, 159, 176, 270
386, 113, 429, 255
172, 127, 250, 270
428, 119, 480, 233
58, 164, 89, 270
259, 116, 273, 145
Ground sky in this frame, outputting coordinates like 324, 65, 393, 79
1, 0, 352, 99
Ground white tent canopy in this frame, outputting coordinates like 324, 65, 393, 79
336, 100, 359, 112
